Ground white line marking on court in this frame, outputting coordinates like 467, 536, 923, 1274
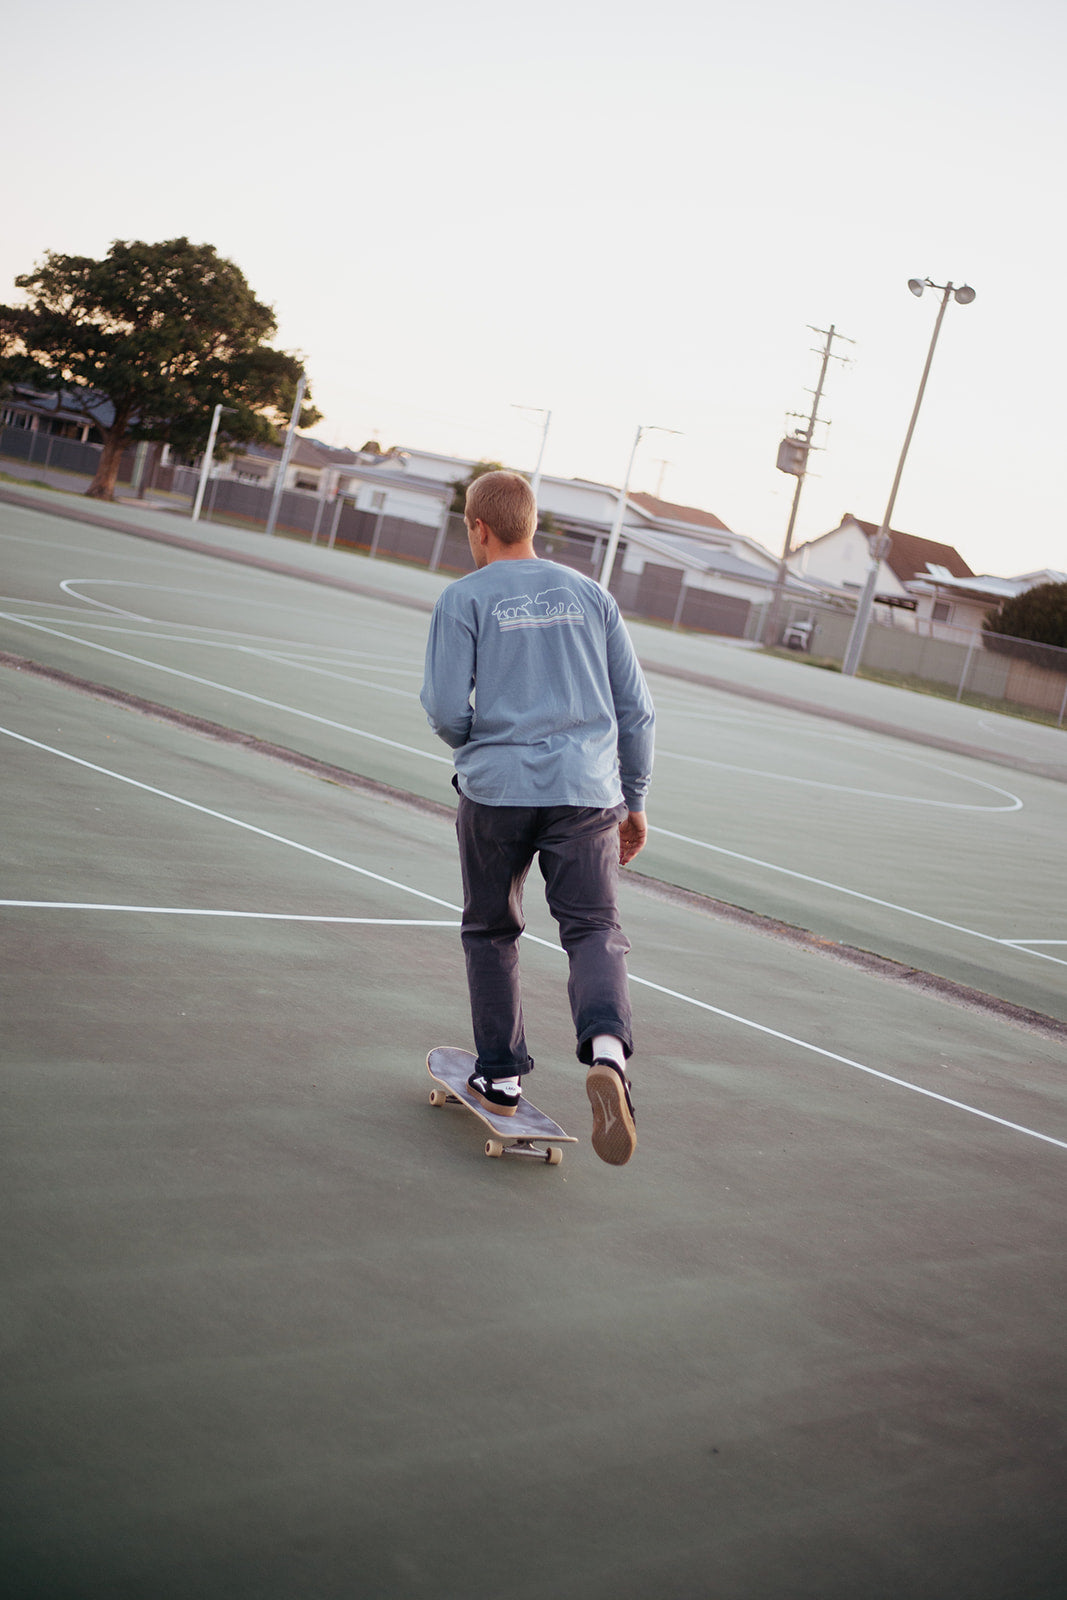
3, 608, 422, 675
58, 579, 153, 621
232, 648, 419, 698
615, 967, 1067, 1154
4, 722, 1065, 1157
649, 823, 1066, 966
54, 577, 416, 634
0, 902, 454, 928
656, 745, 1024, 811
0, 614, 451, 765
0, 903, 459, 924
0, 725, 458, 910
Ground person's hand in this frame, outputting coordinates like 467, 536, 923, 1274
619, 811, 648, 866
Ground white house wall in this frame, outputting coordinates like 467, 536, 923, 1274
790, 521, 906, 597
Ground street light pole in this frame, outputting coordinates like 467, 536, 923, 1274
598, 422, 681, 591
841, 279, 975, 677
265, 374, 307, 539
191, 403, 225, 523
511, 404, 553, 502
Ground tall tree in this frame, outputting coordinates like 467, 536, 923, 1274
983, 581, 1067, 664
0, 237, 320, 500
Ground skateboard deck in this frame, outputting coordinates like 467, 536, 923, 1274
427, 1047, 577, 1165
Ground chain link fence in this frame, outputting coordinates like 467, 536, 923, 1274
762, 597, 1067, 725
3, 427, 1064, 726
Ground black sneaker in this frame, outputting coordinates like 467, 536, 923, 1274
467, 1072, 521, 1117
586, 1059, 637, 1166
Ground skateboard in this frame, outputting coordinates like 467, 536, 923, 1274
426, 1047, 577, 1166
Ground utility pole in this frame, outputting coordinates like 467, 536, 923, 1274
761, 323, 853, 647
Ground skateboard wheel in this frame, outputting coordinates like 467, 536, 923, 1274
428, 1089, 448, 1108
545, 1147, 563, 1166
485, 1139, 505, 1159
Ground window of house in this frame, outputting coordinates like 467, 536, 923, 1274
932, 601, 952, 623
295, 475, 318, 491
370, 490, 386, 510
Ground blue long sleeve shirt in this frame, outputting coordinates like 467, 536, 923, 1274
420, 558, 655, 811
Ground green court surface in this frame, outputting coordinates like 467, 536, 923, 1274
2, 490, 1066, 1598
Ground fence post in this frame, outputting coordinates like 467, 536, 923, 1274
1058, 675, 1067, 728
956, 633, 979, 702
327, 495, 346, 550
368, 511, 385, 560
311, 492, 328, 545
428, 509, 451, 572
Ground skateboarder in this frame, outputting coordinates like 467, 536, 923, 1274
420, 470, 655, 1165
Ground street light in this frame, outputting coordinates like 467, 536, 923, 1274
265, 374, 307, 538
841, 278, 976, 677
598, 422, 682, 591
511, 404, 552, 501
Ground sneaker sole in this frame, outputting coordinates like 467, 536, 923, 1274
468, 1085, 519, 1117
586, 1064, 637, 1166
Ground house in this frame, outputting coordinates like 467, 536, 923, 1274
0, 383, 109, 442
905, 568, 1067, 635
215, 438, 798, 634
789, 513, 978, 634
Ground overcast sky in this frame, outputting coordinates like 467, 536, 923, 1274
4, 0, 1064, 576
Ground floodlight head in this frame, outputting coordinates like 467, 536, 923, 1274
908, 278, 926, 297
954, 284, 976, 304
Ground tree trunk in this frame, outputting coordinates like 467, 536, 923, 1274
86, 429, 127, 500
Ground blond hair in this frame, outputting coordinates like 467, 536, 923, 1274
465, 470, 537, 545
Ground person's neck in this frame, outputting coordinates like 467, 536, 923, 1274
485, 541, 537, 563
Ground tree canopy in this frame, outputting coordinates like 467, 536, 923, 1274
449, 459, 506, 514
983, 581, 1067, 664
0, 237, 320, 499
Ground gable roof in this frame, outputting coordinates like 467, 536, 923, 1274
628, 491, 733, 535
846, 514, 973, 582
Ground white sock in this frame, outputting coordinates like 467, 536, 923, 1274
591, 1035, 627, 1072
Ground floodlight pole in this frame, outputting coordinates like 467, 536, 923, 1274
599, 423, 681, 591
191, 403, 224, 523
842, 280, 973, 677
265, 375, 307, 538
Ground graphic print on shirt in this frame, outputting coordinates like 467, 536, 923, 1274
492, 587, 586, 629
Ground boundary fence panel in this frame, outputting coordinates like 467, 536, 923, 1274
3, 430, 1064, 725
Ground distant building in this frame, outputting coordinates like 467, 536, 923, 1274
0, 383, 109, 442
789, 513, 979, 634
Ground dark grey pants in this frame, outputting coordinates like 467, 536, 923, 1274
455, 795, 633, 1080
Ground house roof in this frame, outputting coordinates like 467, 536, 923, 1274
908, 568, 1067, 603
845, 515, 974, 582
8, 383, 116, 428
628, 491, 733, 535
626, 526, 811, 590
